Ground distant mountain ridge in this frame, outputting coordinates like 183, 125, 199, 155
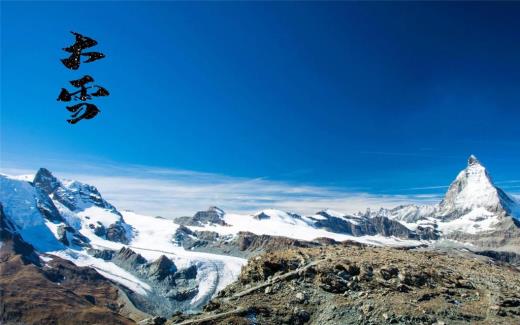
173, 155, 519, 253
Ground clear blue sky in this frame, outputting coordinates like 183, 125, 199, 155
2, 1, 520, 196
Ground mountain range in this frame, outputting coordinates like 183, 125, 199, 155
1, 155, 519, 324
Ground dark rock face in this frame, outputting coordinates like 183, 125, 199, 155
139, 316, 167, 325
173, 225, 194, 243
33, 168, 61, 195
367, 216, 412, 238
313, 213, 355, 234
106, 222, 130, 244
312, 210, 442, 240
476, 250, 520, 266
175, 227, 324, 259
114, 247, 147, 268
56, 224, 90, 247
35, 191, 63, 223
87, 248, 115, 260
313, 211, 416, 239
53, 181, 121, 215
94, 223, 107, 236
147, 255, 178, 281
413, 225, 440, 240
175, 207, 228, 227
33, 168, 120, 216
236, 232, 320, 253
105, 248, 200, 316
254, 212, 271, 220
175, 227, 222, 251
175, 264, 197, 280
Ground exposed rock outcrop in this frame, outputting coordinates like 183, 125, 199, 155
175, 207, 228, 227
176, 245, 520, 325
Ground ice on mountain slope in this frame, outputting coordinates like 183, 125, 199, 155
65, 209, 245, 308
47, 206, 245, 308
50, 249, 152, 296
0, 175, 64, 252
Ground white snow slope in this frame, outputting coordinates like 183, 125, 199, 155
0, 173, 245, 310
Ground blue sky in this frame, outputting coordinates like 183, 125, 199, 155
1, 2, 520, 216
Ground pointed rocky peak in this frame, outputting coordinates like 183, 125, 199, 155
148, 255, 177, 280
439, 155, 516, 218
115, 247, 146, 265
33, 168, 61, 194
184, 207, 228, 226
254, 212, 271, 220
468, 154, 480, 166
52, 178, 120, 215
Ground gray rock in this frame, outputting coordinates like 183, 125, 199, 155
147, 255, 177, 281
33, 168, 61, 195
295, 292, 306, 303
106, 222, 129, 244
175, 206, 227, 227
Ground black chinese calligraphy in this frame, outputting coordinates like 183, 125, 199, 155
58, 31, 108, 124
66, 103, 100, 124
57, 75, 109, 102
61, 31, 105, 70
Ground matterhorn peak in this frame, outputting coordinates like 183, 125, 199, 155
439, 155, 516, 218
468, 154, 480, 166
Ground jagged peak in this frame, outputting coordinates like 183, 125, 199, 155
440, 155, 516, 217
33, 168, 61, 194
148, 255, 177, 280
34, 167, 55, 178
468, 154, 480, 166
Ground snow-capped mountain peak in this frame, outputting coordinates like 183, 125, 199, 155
33, 168, 120, 215
439, 155, 515, 218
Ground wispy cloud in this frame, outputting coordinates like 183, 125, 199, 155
2, 161, 443, 219
399, 185, 449, 191
496, 180, 520, 184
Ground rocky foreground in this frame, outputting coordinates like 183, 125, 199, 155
168, 243, 520, 325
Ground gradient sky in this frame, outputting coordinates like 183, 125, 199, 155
1, 2, 520, 215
